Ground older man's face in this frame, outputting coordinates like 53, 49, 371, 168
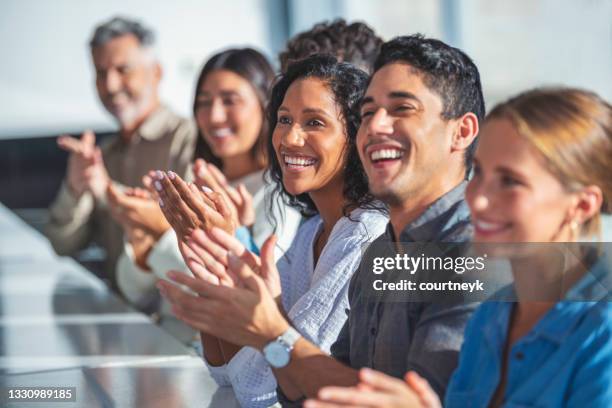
92, 34, 161, 129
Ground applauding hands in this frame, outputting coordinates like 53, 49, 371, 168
57, 130, 110, 200
157, 226, 287, 350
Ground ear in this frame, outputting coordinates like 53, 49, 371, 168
154, 62, 163, 82
570, 185, 603, 225
451, 112, 479, 153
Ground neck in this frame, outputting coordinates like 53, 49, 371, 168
309, 182, 346, 244
222, 152, 261, 182
389, 177, 464, 242
119, 99, 160, 141
510, 247, 587, 321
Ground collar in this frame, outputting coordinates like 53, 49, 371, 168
392, 181, 472, 242
532, 251, 612, 343
137, 105, 176, 141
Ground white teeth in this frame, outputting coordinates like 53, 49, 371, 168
283, 155, 316, 167
370, 149, 403, 161
475, 220, 505, 232
211, 128, 233, 138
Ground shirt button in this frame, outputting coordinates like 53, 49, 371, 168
515, 352, 524, 360
370, 327, 377, 335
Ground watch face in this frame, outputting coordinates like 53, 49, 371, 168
264, 342, 290, 368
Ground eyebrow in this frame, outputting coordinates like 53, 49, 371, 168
360, 91, 422, 109
277, 106, 331, 117
196, 90, 240, 98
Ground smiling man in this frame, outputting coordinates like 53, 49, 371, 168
45, 17, 195, 286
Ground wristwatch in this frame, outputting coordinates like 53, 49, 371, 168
263, 327, 301, 368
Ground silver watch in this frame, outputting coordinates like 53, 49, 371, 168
263, 327, 301, 368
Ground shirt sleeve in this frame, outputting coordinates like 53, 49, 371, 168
116, 240, 158, 308
405, 301, 478, 400
225, 346, 278, 408
116, 229, 189, 308
45, 181, 95, 256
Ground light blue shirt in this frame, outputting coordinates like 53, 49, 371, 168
446, 251, 612, 407
206, 207, 388, 407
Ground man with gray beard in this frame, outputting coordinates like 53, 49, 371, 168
45, 16, 195, 287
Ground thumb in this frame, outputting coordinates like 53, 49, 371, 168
260, 234, 277, 278
82, 129, 96, 145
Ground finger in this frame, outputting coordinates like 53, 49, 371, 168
192, 229, 229, 266
194, 162, 223, 191
238, 183, 253, 208
405, 372, 440, 407
165, 270, 229, 300
227, 252, 266, 292
158, 173, 199, 235
208, 227, 247, 257
57, 135, 83, 154
260, 234, 277, 278
185, 258, 221, 285
186, 236, 233, 285
167, 172, 212, 225
205, 191, 233, 224
316, 386, 375, 407
81, 129, 96, 146
359, 368, 408, 394
207, 163, 229, 187
304, 399, 361, 408
106, 183, 121, 205
157, 279, 208, 313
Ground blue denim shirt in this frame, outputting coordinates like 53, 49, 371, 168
446, 252, 612, 408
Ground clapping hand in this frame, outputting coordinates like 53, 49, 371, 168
57, 130, 110, 200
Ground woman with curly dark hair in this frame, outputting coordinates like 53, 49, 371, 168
159, 55, 389, 407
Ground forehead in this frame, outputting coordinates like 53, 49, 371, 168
91, 34, 144, 67
282, 77, 337, 113
477, 118, 541, 166
364, 62, 442, 108
199, 69, 251, 93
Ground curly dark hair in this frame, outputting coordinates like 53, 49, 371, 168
267, 55, 384, 220
192, 48, 275, 170
279, 19, 382, 74
374, 34, 485, 176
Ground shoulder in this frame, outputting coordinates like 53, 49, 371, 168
331, 208, 389, 244
158, 106, 197, 141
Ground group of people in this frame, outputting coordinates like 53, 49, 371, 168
45, 15, 612, 408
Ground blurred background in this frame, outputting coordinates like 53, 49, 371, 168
1, 0, 611, 231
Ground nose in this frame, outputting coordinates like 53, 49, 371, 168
103, 69, 123, 94
281, 125, 305, 148
210, 99, 227, 124
471, 194, 489, 212
367, 108, 393, 136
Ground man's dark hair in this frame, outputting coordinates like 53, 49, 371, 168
193, 48, 275, 170
267, 55, 383, 219
90, 16, 155, 49
279, 19, 382, 74
374, 34, 485, 174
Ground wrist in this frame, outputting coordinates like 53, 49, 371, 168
256, 318, 290, 351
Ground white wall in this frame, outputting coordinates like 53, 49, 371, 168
0, 0, 271, 139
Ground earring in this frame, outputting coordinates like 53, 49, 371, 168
569, 220, 580, 242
